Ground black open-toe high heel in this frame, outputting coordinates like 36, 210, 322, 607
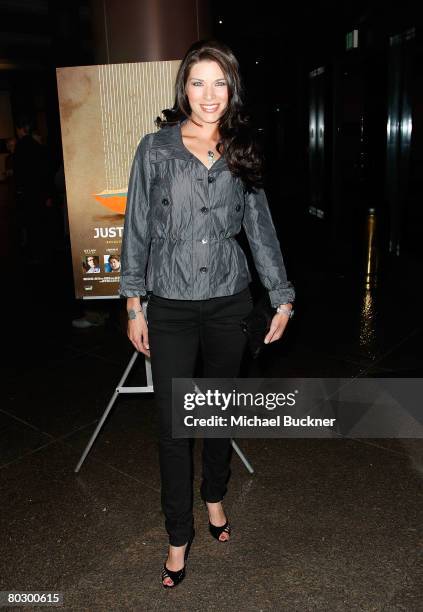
209, 518, 231, 541
161, 528, 195, 589
204, 500, 231, 542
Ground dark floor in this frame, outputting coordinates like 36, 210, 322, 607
1, 183, 423, 611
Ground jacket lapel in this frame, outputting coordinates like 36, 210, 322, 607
150, 122, 228, 171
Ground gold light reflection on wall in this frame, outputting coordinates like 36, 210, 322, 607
359, 289, 377, 359
359, 209, 379, 358
365, 208, 378, 290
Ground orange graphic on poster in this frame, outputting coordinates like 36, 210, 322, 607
92, 188, 127, 214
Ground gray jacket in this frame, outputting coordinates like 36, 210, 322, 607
119, 121, 295, 307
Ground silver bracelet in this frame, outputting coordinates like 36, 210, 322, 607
276, 304, 294, 318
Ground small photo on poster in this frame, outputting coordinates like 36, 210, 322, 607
83, 255, 101, 273
104, 253, 121, 273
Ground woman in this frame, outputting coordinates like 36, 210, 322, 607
120, 39, 295, 588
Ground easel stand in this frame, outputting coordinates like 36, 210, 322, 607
75, 302, 254, 474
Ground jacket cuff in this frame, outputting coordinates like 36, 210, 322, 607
119, 291, 147, 298
268, 283, 295, 308
119, 281, 147, 298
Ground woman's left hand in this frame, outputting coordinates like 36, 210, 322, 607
264, 312, 291, 345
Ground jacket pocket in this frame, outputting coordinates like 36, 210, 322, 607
149, 178, 171, 237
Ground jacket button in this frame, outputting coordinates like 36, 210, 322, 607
200, 206, 209, 213
200, 266, 208, 273
208, 175, 215, 183
201, 238, 208, 244
235, 204, 241, 211
162, 198, 169, 206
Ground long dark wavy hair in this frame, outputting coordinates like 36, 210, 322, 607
155, 39, 263, 191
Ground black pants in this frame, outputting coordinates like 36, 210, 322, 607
147, 287, 252, 546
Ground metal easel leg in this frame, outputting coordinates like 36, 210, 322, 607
231, 439, 254, 474
74, 350, 140, 473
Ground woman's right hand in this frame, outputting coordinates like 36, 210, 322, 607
127, 313, 150, 357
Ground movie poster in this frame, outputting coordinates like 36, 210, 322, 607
56, 60, 180, 298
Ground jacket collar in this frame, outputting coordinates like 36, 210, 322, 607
151, 120, 228, 171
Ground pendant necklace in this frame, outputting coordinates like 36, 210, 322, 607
207, 150, 215, 167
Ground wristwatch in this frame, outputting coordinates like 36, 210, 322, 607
127, 308, 143, 320
276, 304, 294, 318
